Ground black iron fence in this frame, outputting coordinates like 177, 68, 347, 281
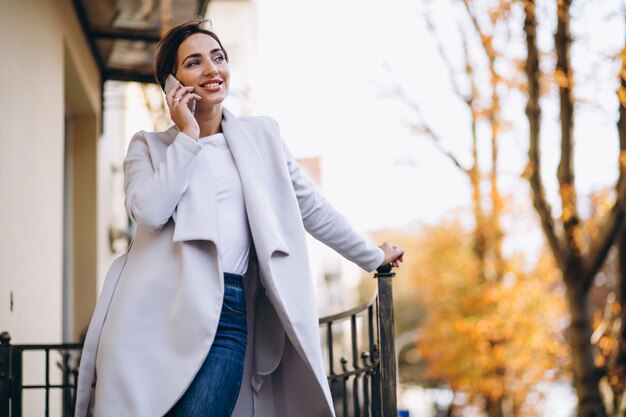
0, 334, 82, 417
320, 265, 398, 417
0, 267, 397, 417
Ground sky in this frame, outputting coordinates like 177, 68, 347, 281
249, 0, 466, 231
214, 0, 626, 242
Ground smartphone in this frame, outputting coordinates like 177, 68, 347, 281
164, 74, 196, 114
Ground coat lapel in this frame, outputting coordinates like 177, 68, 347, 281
167, 108, 290, 258
221, 108, 289, 261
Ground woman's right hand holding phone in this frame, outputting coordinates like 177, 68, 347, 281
166, 80, 202, 140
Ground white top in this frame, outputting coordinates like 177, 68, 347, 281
198, 133, 251, 275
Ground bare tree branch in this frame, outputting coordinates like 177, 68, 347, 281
423, 1, 489, 278
523, 2, 621, 414
554, 0, 581, 260
617, 45, 626, 190
461, 0, 497, 61
590, 42, 626, 294
392, 82, 470, 174
462, 0, 507, 280
579, 8, 626, 294
584, 182, 626, 293
459, 20, 489, 281
616, 38, 626, 386
584, 164, 626, 293
420, 125, 470, 174
523, 0, 566, 271
423, 7, 471, 104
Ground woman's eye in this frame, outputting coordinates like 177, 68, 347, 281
214, 56, 225, 63
186, 61, 200, 67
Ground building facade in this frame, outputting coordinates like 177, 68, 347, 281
0, 0, 102, 345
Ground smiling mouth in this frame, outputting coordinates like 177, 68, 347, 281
200, 81, 223, 88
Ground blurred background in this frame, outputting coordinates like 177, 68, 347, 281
1, 0, 626, 416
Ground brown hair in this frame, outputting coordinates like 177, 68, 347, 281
154, 20, 229, 90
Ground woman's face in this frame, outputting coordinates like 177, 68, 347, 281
174, 33, 230, 108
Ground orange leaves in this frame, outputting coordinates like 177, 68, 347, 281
618, 87, 626, 108
480, 33, 495, 57
591, 292, 625, 392
554, 68, 572, 89
560, 204, 576, 224
559, 183, 577, 223
521, 162, 534, 180
617, 44, 626, 106
590, 188, 616, 219
487, 1, 514, 24
401, 218, 568, 409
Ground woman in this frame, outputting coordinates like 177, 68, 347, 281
75, 20, 404, 417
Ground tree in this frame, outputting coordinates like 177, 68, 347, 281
522, 1, 626, 415
397, 1, 625, 414
398, 1, 534, 414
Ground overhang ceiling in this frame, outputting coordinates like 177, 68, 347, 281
73, 0, 210, 84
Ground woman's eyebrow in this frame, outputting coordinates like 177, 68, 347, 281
182, 49, 223, 64
182, 53, 201, 64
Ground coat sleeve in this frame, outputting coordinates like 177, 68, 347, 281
277, 126, 385, 272
124, 130, 202, 232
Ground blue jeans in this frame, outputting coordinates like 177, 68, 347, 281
165, 273, 248, 417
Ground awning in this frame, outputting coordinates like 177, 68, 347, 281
72, 0, 210, 84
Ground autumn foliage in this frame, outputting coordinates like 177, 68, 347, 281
395, 0, 626, 414
382, 217, 566, 414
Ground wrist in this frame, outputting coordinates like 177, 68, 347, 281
181, 127, 199, 141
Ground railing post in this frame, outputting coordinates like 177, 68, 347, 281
375, 264, 397, 417
10, 346, 21, 417
0, 332, 11, 417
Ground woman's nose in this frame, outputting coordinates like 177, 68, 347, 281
204, 61, 218, 76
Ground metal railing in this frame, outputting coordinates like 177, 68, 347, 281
0, 333, 82, 417
319, 265, 398, 417
0, 267, 397, 417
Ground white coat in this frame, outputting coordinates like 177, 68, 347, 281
74, 108, 384, 417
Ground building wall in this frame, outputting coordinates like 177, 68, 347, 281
0, 0, 101, 345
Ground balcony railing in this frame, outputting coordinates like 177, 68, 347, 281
321, 265, 398, 417
0, 337, 83, 417
0, 266, 397, 417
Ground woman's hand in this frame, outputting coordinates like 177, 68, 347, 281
379, 242, 404, 268
166, 81, 202, 140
